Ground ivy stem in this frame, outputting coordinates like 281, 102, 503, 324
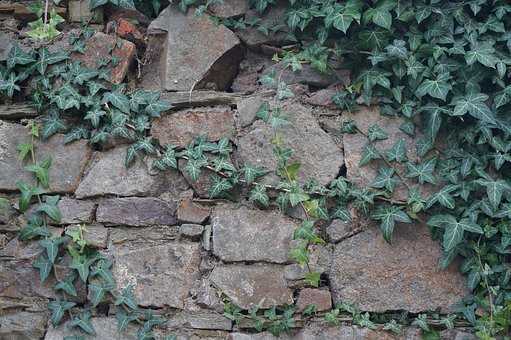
476, 237, 494, 324
44, 0, 49, 25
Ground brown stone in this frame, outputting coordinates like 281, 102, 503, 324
66, 224, 108, 248
304, 88, 338, 108
113, 240, 200, 308
151, 107, 235, 148
96, 197, 178, 227
209, 264, 293, 309
178, 158, 217, 198
0, 311, 48, 340
44, 317, 138, 340
143, 6, 243, 91
177, 199, 210, 224
57, 197, 95, 225
296, 288, 332, 312
68, 0, 103, 23
0, 121, 91, 193
212, 205, 296, 263
209, 0, 249, 18
75, 146, 188, 198
72, 32, 135, 84
326, 219, 353, 243
329, 223, 468, 313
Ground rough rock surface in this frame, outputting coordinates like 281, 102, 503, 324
235, 3, 289, 47
212, 205, 296, 263
66, 224, 108, 248
296, 288, 332, 312
44, 317, 137, 340
113, 239, 200, 308
210, 0, 249, 18
75, 146, 188, 198
0, 121, 91, 193
341, 106, 434, 201
326, 219, 352, 243
263, 61, 350, 88
97, 197, 178, 226
329, 223, 468, 313
210, 264, 293, 309
144, 6, 243, 91
236, 95, 265, 128
177, 199, 211, 224
237, 101, 343, 186
57, 197, 95, 225
72, 32, 134, 84
152, 107, 235, 148
0, 311, 48, 340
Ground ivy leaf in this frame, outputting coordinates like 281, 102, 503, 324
36, 195, 61, 222
294, 220, 324, 244
476, 179, 511, 210
371, 167, 399, 192
7, 45, 36, 69
48, 300, 76, 327
465, 42, 498, 68
116, 309, 139, 332
24, 157, 52, 188
70, 255, 97, 282
117, 0, 136, 9
103, 91, 130, 114
19, 216, 50, 240
209, 175, 233, 198
255, 102, 270, 122
153, 146, 177, 171
115, 285, 138, 310
184, 158, 207, 182
41, 113, 66, 139
89, 0, 108, 9
39, 237, 63, 263
69, 311, 95, 335
359, 144, 381, 166
304, 272, 321, 287
428, 214, 483, 251
371, 205, 411, 243
55, 274, 78, 297
90, 258, 115, 285
145, 100, 172, 117
243, 164, 267, 184
386, 138, 408, 163
73, 67, 99, 85
416, 74, 452, 101
84, 108, 106, 128
0, 72, 21, 97
452, 93, 496, 125
88, 281, 113, 307
426, 184, 458, 209
33, 254, 53, 283
372, 8, 392, 30
249, 184, 269, 207
367, 124, 388, 141
406, 158, 437, 184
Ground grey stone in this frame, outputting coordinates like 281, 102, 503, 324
152, 107, 235, 148
113, 241, 200, 308
294, 325, 399, 340
196, 279, 223, 312
326, 219, 352, 243
0, 311, 48, 340
68, 0, 103, 23
229, 333, 287, 340
66, 224, 108, 248
209, 0, 249, 18
45, 317, 138, 340
236, 95, 264, 128
237, 101, 343, 186
341, 106, 435, 201
169, 311, 232, 331
178, 156, 235, 198
177, 199, 211, 224
75, 145, 188, 198
263, 61, 350, 88
0, 121, 92, 193
283, 244, 331, 281
210, 264, 293, 309
180, 223, 204, 238
202, 224, 212, 251
57, 197, 95, 225
144, 6, 243, 91
212, 205, 296, 263
0, 103, 39, 119
329, 223, 468, 313
159, 91, 242, 110
97, 197, 178, 227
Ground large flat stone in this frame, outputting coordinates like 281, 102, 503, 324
44, 317, 137, 340
236, 101, 343, 186
96, 197, 177, 226
0, 311, 48, 340
151, 107, 235, 148
210, 264, 293, 309
341, 106, 434, 201
0, 121, 91, 193
113, 241, 200, 308
144, 6, 243, 91
75, 146, 188, 198
329, 223, 468, 313
57, 197, 95, 225
212, 205, 296, 263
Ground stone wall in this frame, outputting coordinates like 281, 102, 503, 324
0, 1, 474, 339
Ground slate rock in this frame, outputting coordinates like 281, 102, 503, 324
180, 223, 204, 239
0, 311, 48, 340
72, 32, 135, 84
44, 317, 138, 340
0, 103, 39, 120
113, 240, 200, 308
57, 197, 95, 225
236, 95, 264, 128
209, 264, 293, 309
0, 121, 91, 193
68, 0, 103, 23
168, 311, 232, 331
236, 101, 343, 186
209, 0, 249, 18
296, 288, 332, 312
341, 106, 434, 201
329, 223, 468, 313
326, 219, 352, 243
295, 325, 399, 340
177, 199, 211, 224
151, 107, 235, 148
144, 6, 243, 91
0, 32, 13, 62
96, 197, 178, 227
212, 205, 296, 263
75, 145, 188, 198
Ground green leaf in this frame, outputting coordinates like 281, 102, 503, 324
90, 258, 115, 285
406, 158, 436, 184
416, 75, 452, 101
386, 138, 407, 162
465, 43, 498, 68
367, 124, 388, 141
104, 91, 130, 114
69, 311, 95, 335
36, 195, 61, 222
70, 255, 96, 282
88, 281, 113, 307
256, 102, 270, 122
426, 185, 458, 209
115, 285, 138, 310
209, 175, 233, 198
477, 179, 510, 210
42, 114, 66, 139
372, 205, 411, 243
7, 45, 36, 69
243, 164, 266, 184
452, 93, 496, 125
89, 0, 108, 9
427, 214, 482, 251
55, 274, 78, 297
184, 158, 207, 182
145, 100, 172, 117
304, 272, 321, 287
372, 9, 392, 29
153, 146, 177, 171
359, 144, 381, 166
48, 299, 76, 327
33, 254, 53, 283
249, 184, 269, 207
371, 167, 399, 192
116, 309, 139, 332
39, 237, 63, 264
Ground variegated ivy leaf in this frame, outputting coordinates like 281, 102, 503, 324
48, 299, 76, 327
69, 311, 95, 335
371, 166, 399, 192
386, 138, 408, 163
427, 214, 483, 251
359, 143, 381, 166
406, 158, 437, 184
371, 205, 412, 243
367, 123, 388, 141
476, 179, 511, 210
249, 184, 269, 207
